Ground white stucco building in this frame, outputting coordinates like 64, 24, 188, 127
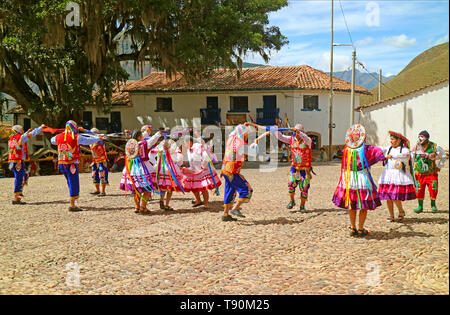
82, 65, 370, 150
358, 79, 449, 150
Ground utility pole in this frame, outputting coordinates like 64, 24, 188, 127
328, 0, 334, 161
378, 69, 382, 101
350, 48, 356, 126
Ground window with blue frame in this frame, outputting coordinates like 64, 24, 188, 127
156, 97, 173, 112
303, 95, 319, 110
230, 96, 248, 112
206, 96, 219, 109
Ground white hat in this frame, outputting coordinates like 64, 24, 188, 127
12, 125, 24, 134
90, 128, 100, 134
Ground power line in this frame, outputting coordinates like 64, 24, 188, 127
338, 0, 354, 48
356, 60, 402, 96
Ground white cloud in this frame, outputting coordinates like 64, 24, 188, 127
356, 37, 374, 46
382, 34, 418, 48
317, 52, 352, 72
435, 34, 449, 45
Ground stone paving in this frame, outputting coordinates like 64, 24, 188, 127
0, 163, 448, 295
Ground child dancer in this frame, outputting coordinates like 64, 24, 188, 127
378, 131, 416, 222
332, 124, 385, 237
182, 137, 221, 208
155, 137, 185, 211
8, 124, 44, 204
51, 120, 102, 212
89, 128, 109, 196
120, 129, 162, 214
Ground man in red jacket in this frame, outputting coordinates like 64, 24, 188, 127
8, 124, 44, 204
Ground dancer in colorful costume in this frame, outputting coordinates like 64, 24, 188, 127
221, 123, 255, 221
89, 128, 109, 196
51, 120, 102, 211
274, 124, 312, 213
332, 124, 385, 237
155, 137, 185, 211
120, 129, 162, 214
410, 130, 447, 213
8, 124, 44, 204
182, 136, 221, 208
378, 131, 416, 222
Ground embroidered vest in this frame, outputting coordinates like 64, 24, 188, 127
138, 141, 150, 162
222, 136, 246, 175
55, 133, 80, 164
290, 135, 312, 169
414, 141, 437, 174
90, 142, 108, 163
8, 134, 29, 162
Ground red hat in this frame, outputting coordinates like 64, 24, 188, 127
388, 131, 410, 148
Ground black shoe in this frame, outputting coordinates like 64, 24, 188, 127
231, 209, 246, 218
222, 215, 238, 222
286, 200, 295, 209
90, 191, 100, 195
299, 205, 307, 213
68, 207, 83, 212
12, 200, 26, 205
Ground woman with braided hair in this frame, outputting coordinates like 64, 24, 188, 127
378, 131, 416, 222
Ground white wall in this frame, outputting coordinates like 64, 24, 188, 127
359, 81, 449, 149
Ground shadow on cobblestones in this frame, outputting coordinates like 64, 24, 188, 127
400, 217, 449, 225
365, 230, 433, 240
26, 200, 68, 205
237, 213, 323, 226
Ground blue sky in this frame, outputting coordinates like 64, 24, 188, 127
244, 0, 449, 76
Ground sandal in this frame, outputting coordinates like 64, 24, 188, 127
349, 227, 358, 237
159, 201, 165, 210
139, 208, 151, 215
164, 206, 174, 211
387, 216, 395, 222
357, 229, 370, 237
134, 208, 140, 214
398, 212, 405, 221
192, 202, 204, 208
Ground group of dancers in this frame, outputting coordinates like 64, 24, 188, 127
6, 120, 447, 236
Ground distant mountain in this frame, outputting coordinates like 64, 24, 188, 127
360, 42, 449, 105
328, 70, 395, 90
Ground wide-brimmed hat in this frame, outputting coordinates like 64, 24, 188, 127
345, 124, 366, 149
388, 130, 410, 148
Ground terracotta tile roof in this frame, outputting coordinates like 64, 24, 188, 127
357, 78, 449, 110
92, 81, 134, 106
125, 65, 371, 95
6, 105, 26, 114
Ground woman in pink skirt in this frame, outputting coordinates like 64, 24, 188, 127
378, 131, 416, 222
182, 137, 221, 208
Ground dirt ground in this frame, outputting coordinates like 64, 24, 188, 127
0, 162, 448, 294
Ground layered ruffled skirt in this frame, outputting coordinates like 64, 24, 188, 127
181, 167, 222, 192
332, 169, 382, 210
377, 168, 416, 201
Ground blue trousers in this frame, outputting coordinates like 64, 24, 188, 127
223, 173, 253, 206
92, 162, 109, 184
59, 164, 80, 200
11, 162, 28, 196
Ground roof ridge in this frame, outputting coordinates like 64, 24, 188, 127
358, 78, 449, 110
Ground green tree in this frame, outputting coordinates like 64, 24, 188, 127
0, 0, 288, 127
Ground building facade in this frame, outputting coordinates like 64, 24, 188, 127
358, 79, 449, 150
